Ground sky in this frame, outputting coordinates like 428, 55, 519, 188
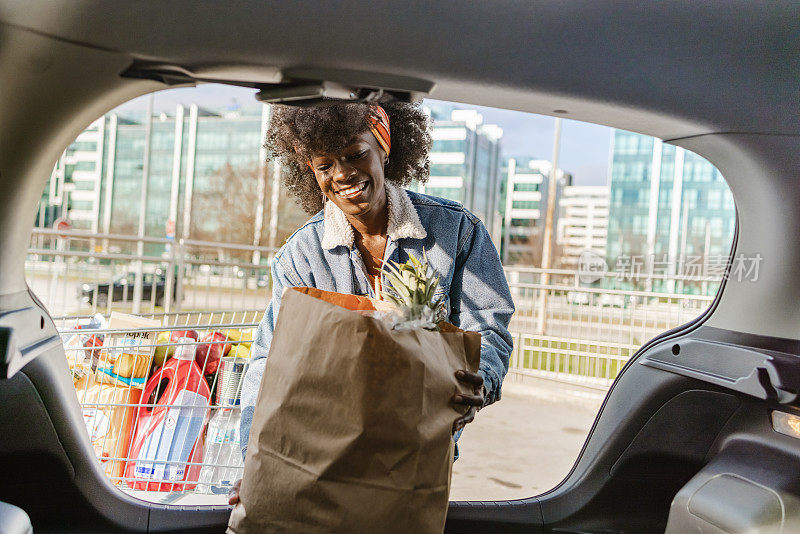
454, 103, 612, 186
117, 85, 613, 186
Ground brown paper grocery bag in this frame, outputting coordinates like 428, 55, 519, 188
228, 287, 480, 534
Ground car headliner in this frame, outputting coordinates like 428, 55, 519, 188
0, 1, 799, 340
1, 0, 798, 139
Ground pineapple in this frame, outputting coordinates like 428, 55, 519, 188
380, 251, 444, 328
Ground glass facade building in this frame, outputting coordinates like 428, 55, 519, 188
104, 107, 264, 240
415, 105, 503, 243
44, 102, 506, 247
39, 118, 106, 231
41, 106, 267, 250
41, 100, 514, 263
606, 129, 736, 290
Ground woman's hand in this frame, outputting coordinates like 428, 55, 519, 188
452, 370, 485, 434
228, 478, 241, 505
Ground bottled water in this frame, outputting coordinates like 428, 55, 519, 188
196, 356, 248, 494
196, 407, 243, 494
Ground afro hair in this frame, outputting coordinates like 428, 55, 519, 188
265, 100, 432, 214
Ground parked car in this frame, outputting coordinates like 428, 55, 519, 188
1, 2, 799, 534
598, 293, 625, 308
79, 272, 176, 307
567, 291, 591, 306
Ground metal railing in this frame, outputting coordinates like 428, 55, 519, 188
28, 228, 276, 318
27, 232, 723, 504
503, 266, 717, 389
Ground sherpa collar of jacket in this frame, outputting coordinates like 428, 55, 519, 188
321, 181, 427, 250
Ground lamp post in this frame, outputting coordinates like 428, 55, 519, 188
536, 117, 562, 335
132, 93, 154, 314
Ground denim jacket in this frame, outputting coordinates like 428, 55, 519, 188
239, 182, 515, 456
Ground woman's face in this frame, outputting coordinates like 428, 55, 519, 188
309, 130, 387, 219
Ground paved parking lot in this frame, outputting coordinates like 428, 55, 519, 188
450, 380, 602, 501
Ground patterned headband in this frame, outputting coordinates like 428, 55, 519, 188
367, 105, 391, 156
306, 105, 391, 170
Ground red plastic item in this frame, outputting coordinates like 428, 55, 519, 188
195, 331, 231, 376
83, 334, 103, 361
124, 350, 211, 491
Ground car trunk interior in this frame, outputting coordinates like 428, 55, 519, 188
1, 2, 799, 532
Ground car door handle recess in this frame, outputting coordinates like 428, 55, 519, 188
640, 338, 800, 404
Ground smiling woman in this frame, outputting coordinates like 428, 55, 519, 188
232, 99, 516, 504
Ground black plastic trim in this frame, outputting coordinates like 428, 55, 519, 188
641, 327, 800, 405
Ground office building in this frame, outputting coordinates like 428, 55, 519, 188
40, 105, 270, 250
556, 186, 609, 268
41, 102, 507, 252
39, 118, 106, 231
416, 105, 504, 242
501, 158, 572, 265
606, 129, 736, 287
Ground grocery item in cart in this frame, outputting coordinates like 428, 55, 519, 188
222, 328, 252, 347
99, 312, 162, 381
73, 369, 142, 481
228, 344, 251, 359
124, 341, 210, 491
195, 331, 232, 376
196, 356, 248, 494
153, 329, 199, 368
63, 313, 107, 376
196, 406, 242, 494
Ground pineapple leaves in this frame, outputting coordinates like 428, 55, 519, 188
380, 248, 445, 323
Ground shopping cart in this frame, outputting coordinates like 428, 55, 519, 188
58, 309, 262, 505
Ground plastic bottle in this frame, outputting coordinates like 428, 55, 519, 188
196, 356, 247, 494
195, 407, 243, 494
124, 339, 210, 491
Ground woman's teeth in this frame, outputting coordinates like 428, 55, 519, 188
336, 182, 368, 198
